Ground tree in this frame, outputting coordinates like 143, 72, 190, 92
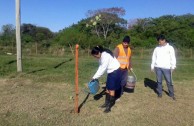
21, 23, 36, 44
86, 7, 127, 40
0, 24, 15, 47
21, 24, 53, 54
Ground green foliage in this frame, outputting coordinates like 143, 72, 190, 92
1, 13, 194, 50
21, 24, 53, 44
0, 24, 15, 46
130, 14, 194, 48
53, 27, 87, 48
38, 13, 194, 50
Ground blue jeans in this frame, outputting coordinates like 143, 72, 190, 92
155, 67, 174, 97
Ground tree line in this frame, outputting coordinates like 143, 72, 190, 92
0, 7, 194, 54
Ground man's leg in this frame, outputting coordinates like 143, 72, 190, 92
155, 67, 163, 97
120, 69, 128, 93
162, 69, 175, 98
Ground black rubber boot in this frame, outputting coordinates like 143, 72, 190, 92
104, 96, 115, 113
100, 93, 110, 108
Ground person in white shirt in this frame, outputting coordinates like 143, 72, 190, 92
151, 35, 176, 100
91, 45, 122, 113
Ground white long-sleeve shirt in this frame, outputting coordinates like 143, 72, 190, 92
151, 43, 176, 70
93, 52, 120, 79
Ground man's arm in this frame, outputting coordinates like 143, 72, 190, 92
151, 48, 156, 71
114, 47, 119, 58
170, 47, 176, 70
128, 55, 132, 70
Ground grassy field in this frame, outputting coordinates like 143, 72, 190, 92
0, 54, 194, 126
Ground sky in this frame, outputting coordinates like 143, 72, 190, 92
1, 0, 194, 32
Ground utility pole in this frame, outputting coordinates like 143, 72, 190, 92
16, 0, 22, 72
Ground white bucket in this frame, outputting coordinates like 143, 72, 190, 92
125, 70, 137, 89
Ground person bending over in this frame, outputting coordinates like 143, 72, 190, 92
91, 46, 122, 113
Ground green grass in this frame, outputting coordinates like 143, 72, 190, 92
0, 54, 194, 126
1, 54, 194, 84
0, 54, 99, 85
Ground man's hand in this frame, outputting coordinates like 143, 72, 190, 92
91, 78, 95, 82
91, 78, 98, 82
151, 69, 155, 72
171, 69, 175, 72
129, 68, 133, 71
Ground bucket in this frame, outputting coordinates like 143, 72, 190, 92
87, 79, 100, 95
125, 70, 137, 92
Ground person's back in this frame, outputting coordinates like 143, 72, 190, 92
93, 51, 120, 79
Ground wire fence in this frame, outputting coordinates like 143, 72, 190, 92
0, 46, 193, 59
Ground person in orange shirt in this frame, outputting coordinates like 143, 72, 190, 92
114, 35, 132, 99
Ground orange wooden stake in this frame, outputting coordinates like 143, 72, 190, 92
75, 44, 79, 113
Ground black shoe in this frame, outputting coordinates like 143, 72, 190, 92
104, 96, 115, 113
100, 93, 110, 108
104, 102, 111, 113
158, 95, 162, 98
104, 106, 111, 113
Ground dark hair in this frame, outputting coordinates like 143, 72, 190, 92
157, 34, 166, 41
123, 35, 130, 43
91, 45, 114, 57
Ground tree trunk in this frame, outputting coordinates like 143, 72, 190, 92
95, 25, 100, 38
69, 43, 74, 56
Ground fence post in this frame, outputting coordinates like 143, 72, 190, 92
75, 44, 79, 113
